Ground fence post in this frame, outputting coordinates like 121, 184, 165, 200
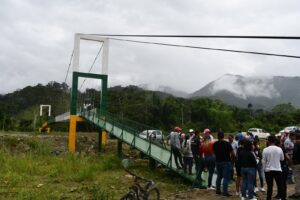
117, 139, 122, 158
149, 157, 156, 170
98, 128, 102, 152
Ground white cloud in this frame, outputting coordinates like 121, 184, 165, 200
1, 0, 300, 94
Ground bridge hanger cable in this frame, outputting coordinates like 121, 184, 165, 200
108, 38, 300, 59
64, 50, 74, 84
79, 43, 104, 91
61, 50, 74, 113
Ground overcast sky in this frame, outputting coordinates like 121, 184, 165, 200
1, 0, 300, 94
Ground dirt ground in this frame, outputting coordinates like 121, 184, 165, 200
167, 184, 295, 200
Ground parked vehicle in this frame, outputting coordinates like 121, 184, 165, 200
276, 126, 300, 137
139, 130, 163, 140
279, 126, 300, 134
247, 128, 270, 139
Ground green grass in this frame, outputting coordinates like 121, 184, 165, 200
0, 136, 188, 199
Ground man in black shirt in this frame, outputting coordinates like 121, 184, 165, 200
290, 133, 300, 199
213, 131, 234, 197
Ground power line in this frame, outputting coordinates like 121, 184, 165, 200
79, 43, 104, 90
86, 34, 300, 40
109, 38, 300, 59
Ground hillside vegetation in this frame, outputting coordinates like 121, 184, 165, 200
0, 82, 300, 133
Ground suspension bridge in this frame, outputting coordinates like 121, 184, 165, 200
39, 33, 300, 187
38, 33, 207, 187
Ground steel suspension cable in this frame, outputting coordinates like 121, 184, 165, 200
79, 43, 104, 91
64, 50, 74, 84
86, 34, 300, 40
109, 38, 300, 59
61, 50, 74, 113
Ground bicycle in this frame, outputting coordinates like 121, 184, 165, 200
120, 169, 160, 200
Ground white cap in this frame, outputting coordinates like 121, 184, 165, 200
189, 129, 194, 133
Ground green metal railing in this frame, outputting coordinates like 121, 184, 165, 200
79, 109, 208, 186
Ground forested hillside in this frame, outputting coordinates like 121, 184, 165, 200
0, 82, 300, 133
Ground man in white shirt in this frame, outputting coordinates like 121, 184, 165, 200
262, 135, 284, 200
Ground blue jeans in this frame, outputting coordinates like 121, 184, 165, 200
255, 165, 264, 188
241, 167, 256, 199
216, 161, 231, 194
204, 155, 215, 187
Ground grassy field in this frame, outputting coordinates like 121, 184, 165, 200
0, 133, 188, 200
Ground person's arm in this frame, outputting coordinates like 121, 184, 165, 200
280, 148, 284, 161
285, 152, 292, 166
251, 151, 258, 166
262, 149, 266, 171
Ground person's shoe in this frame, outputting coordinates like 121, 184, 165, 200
222, 193, 232, 197
249, 198, 257, 200
260, 187, 265, 192
241, 197, 246, 200
254, 187, 258, 192
207, 186, 215, 190
216, 191, 221, 195
289, 194, 300, 199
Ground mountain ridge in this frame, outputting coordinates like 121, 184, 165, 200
190, 74, 300, 108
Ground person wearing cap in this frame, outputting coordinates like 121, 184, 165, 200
169, 127, 184, 169
203, 128, 214, 141
189, 129, 194, 138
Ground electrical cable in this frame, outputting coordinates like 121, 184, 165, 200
109, 38, 300, 59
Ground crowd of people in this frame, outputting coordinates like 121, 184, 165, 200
167, 127, 300, 200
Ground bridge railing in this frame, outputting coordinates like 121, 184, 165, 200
80, 109, 169, 150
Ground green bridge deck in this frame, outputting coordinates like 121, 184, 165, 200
50, 110, 216, 187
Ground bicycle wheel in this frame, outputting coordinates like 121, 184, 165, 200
120, 191, 137, 200
144, 187, 160, 200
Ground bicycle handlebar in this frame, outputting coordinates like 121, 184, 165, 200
125, 169, 152, 182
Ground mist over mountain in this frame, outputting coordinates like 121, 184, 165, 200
190, 74, 300, 108
140, 84, 189, 98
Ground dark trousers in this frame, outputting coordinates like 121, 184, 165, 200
192, 152, 200, 173
216, 162, 231, 195
171, 146, 183, 169
265, 171, 283, 200
183, 156, 193, 174
281, 167, 289, 200
204, 155, 215, 187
